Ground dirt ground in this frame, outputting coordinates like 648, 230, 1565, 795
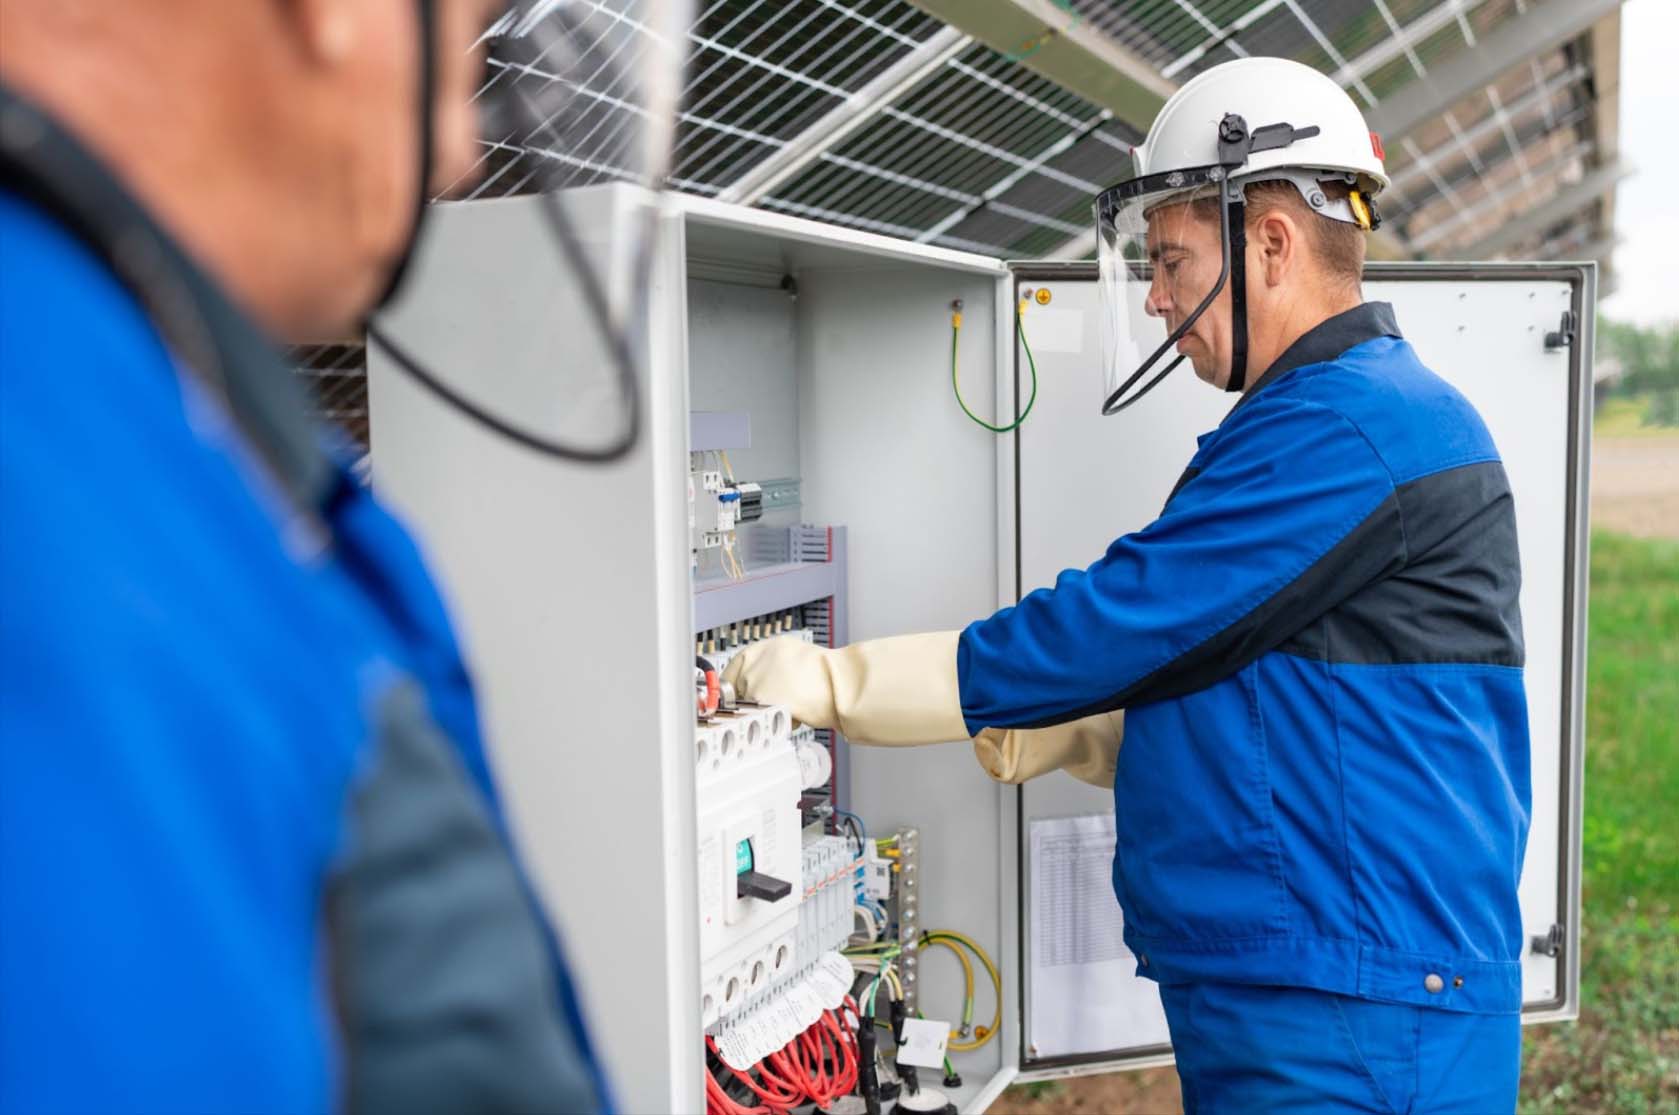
993, 1067, 1185, 1115
1589, 434, 1679, 540
991, 434, 1677, 1115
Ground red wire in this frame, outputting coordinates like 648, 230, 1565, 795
767, 1048, 809, 1098
708, 1047, 799, 1108
798, 1029, 829, 1097
756, 1051, 803, 1099
701, 1074, 730, 1115
705, 1041, 800, 1109
707, 1003, 869, 1112
828, 1012, 861, 1099
814, 1021, 844, 1104
788, 1035, 821, 1097
705, 1071, 764, 1115
822, 1011, 859, 1096
820, 1015, 847, 1095
817, 1022, 836, 1082
709, 1078, 745, 1115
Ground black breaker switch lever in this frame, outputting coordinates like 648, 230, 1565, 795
737, 870, 792, 902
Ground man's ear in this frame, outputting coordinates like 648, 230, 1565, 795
1253, 209, 1297, 289
289, 0, 360, 65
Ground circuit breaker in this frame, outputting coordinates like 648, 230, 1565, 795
689, 457, 762, 573
694, 704, 801, 1028
688, 412, 765, 578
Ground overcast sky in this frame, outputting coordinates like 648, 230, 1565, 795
1597, 0, 1678, 326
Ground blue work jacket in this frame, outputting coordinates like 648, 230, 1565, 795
0, 96, 610, 1113
959, 302, 1531, 1014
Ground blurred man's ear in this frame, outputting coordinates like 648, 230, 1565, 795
290, 0, 360, 65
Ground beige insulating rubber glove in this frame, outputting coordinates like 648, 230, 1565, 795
722, 632, 968, 746
724, 634, 1125, 786
972, 710, 1124, 789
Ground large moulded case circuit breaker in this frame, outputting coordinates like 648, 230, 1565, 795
367, 184, 1593, 1114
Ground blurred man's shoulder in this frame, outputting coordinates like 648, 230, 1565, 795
1, 190, 175, 380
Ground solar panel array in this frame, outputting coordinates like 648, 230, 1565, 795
298, 0, 1620, 448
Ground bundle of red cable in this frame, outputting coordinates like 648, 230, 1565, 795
705, 997, 863, 1115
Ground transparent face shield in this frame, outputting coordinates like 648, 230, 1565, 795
1094, 112, 1342, 414
1095, 164, 1242, 415
370, 0, 691, 463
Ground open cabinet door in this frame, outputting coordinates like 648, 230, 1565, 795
1004, 261, 1592, 1079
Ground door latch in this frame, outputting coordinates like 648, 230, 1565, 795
1531, 923, 1564, 957
1544, 311, 1576, 352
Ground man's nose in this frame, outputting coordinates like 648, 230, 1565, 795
1145, 275, 1171, 319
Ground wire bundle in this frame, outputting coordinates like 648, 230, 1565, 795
705, 810, 1003, 1112
917, 930, 1000, 1053
705, 998, 862, 1115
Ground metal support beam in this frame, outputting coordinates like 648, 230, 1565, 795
1334, 0, 1486, 90
1408, 140, 1595, 251
1366, 0, 1626, 143
903, 0, 1174, 127
717, 26, 972, 206
1387, 62, 1589, 195
1451, 159, 1631, 259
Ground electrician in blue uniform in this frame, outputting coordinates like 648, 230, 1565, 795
728, 58, 1529, 1113
0, 1, 644, 1111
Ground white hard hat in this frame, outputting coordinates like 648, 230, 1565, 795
1093, 56, 1389, 413
1137, 56, 1389, 208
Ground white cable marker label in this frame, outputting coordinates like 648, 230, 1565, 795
714, 952, 858, 1069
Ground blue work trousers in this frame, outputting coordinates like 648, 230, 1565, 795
1160, 982, 1521, 1114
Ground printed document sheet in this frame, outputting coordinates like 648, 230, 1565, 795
1027, 812, 1170, 1059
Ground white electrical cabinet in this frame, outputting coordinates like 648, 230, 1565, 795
368, 185, 1590, 1113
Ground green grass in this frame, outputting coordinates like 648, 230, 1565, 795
1596, 395, 1679, 439
1577, 532, 1679, 907
1520, 531, 1679, 1115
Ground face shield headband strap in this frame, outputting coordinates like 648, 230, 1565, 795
1225, 190, 1249, 394
364, 1, 646, 465
1099, 173, 1239, 416
375, 0, 437, 311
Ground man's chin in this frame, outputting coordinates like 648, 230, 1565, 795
1188, 356, 1223, 388
281, 279, 380, 346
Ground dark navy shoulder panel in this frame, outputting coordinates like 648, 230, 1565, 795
331, 681, 602, 1114
1279, 460, 1524, 667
